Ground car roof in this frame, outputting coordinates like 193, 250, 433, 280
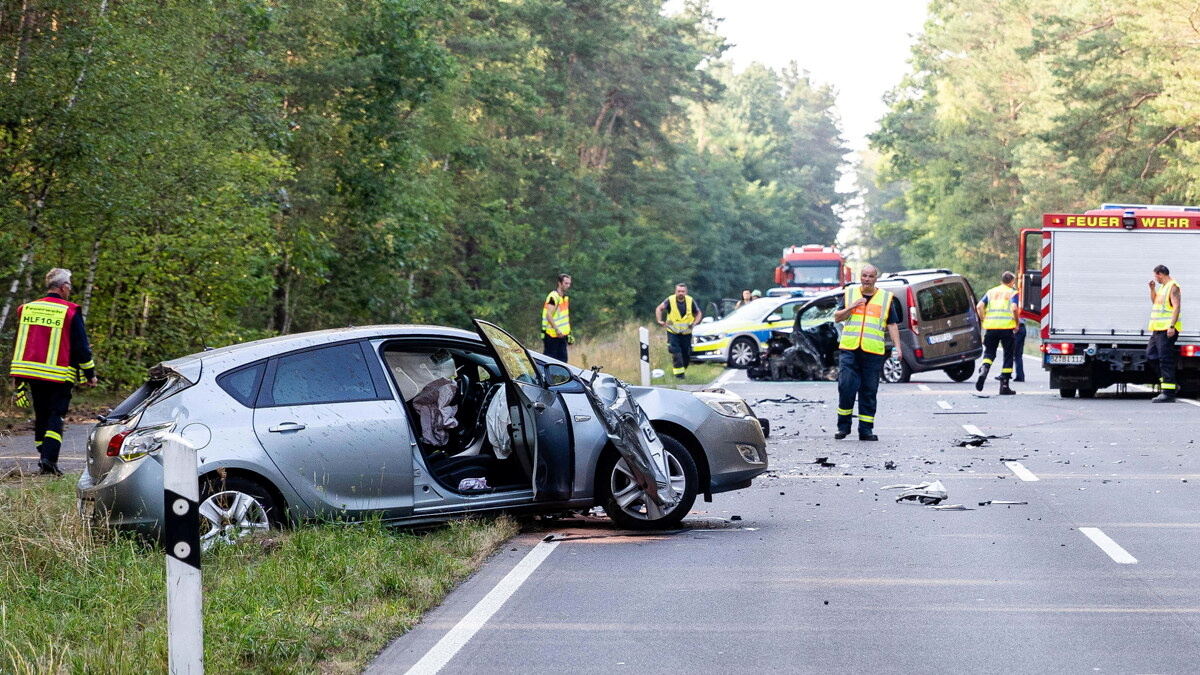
161, 325, 482, 377
877, 268, 961, 286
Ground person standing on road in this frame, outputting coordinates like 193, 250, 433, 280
1147, 264, 1181, 403
975, 271, 1021, 395
833, 265, 902, 441
735, 289, 753, 309
656, 283, 703, 379
541, 273, 572, 362
8, 268, 97, 476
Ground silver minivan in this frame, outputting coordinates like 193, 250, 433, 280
77, 322, 768, 547
876, 269, 983, 383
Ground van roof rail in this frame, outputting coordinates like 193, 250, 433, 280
884, 268, 953, 278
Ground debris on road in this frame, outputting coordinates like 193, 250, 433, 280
754, 394, 824, 405
978, 500, 1028, 506
884, 460, 897, 470
956, 433, 1012, 447
884, 480, 948, 505
928, 503, 972, 510
813, 457, 837, 468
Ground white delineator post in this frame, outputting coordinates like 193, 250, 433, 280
639, 326, 651, 386
162, 433, 204, 674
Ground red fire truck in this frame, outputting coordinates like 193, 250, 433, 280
772, 244, 851, 293
1018, 204, 1200, 398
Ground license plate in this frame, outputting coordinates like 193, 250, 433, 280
1047, 354, 1085, 365
928, 332, 955, 344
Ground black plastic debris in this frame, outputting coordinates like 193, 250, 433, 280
754, 394, 825, 405
956, 433, 1012, 447
884, 460, 897, 470
812, 456, 836, 468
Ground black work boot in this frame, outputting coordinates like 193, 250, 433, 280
858, 430, 878, 441
998, 379, 1015, 396
974, 363, 992, 392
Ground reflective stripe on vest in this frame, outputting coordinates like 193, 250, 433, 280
839, 287, 892, 355
542, 291, 571, 337
665, 295, 696, 334
10, 300, 77, 382
1148, 280, 1182, 332
982, 284, 1018, 330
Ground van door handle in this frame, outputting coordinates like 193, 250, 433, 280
532, 401, 547, 412
269, 422, 306, 433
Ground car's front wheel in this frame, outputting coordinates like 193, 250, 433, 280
197, 475, 278, 551
945, 362, 974, 382
600, 434, 698, 530
727, 337, 758, 369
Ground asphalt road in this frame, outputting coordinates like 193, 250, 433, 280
0, 423, 90, 476
372, 356, 1200, 673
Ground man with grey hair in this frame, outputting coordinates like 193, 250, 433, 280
833, 265, 903, 440
9, 268, 98, 476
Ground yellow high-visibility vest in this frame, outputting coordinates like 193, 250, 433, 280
1148, 279, 1182, 332
10, 299, 81, 382
664, 295, 696, 334
542, 291, 570, 337
839, 287, 892, 355
982, 284, 1018, 330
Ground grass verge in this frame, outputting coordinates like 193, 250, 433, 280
1, 477, 518, 673
571, 322, 724, 386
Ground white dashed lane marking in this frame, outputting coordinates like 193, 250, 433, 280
1004, 461, 1040, 482
937, 400, 953, 410
961, 424, 984, 436
1079, 527, 1138, 564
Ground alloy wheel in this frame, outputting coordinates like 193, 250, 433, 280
728, 339, 757, 368
609, 450, 687, 522
880, 354, 905, 383
198, 490, 270, 551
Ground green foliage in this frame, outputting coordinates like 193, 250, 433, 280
0, 0, 846, 386
865, 0, 1200, 291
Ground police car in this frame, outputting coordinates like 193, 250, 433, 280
691, 296, 808, 368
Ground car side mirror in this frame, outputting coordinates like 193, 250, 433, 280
767, 313, 783, 322
544, 364, 574, 387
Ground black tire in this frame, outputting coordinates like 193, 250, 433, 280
197, 475, 281, 551
880, 353, 910, 383
599, 434, 698, 530
945, 362, 974, 382
726, 337, 759, 369
1078, 387, 1097, 398
1059, 387, 1077, 398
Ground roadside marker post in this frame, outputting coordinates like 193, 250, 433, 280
639, 327, 651, 386
161, 432, 204, 674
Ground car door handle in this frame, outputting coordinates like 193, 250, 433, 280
532, 401, 547, 412
268, 422, 306, 433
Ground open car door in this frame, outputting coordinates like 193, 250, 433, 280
473, 320, 573, 501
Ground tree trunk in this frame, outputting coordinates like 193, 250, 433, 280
82, 238, 101, 319
0, 244, 32, 332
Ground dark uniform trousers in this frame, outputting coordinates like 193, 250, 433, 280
542, 335, 568, 362
667, 332, 693, 375
837, 348, 885, 435
28, 379, 74, 467
1146, 330, 1178, 389
982, 329, 1016, 379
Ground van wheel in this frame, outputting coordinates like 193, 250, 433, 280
1059, 388, 1077, 398
727, 337, 758, 369
197, 475, 279, 552
945, 362, 974, 382
599, 434, 698, 530
880, 354, 910, 383
1078, 387, 1097, 398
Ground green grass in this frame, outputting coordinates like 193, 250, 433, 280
0, 477, 518, 673
571, 322, 725, 387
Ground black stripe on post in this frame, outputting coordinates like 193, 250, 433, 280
640, 343, 649, 363
163, 488, 201, 570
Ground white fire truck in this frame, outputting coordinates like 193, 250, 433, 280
1018, 204, 1200, 398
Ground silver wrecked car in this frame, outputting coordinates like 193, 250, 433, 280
77, 321, 767, 547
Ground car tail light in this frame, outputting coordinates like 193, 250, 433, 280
1042, 342, 1075, 355
1183, 345, 1200, 357
914, 348, 924, 359
906, 287, 919, 335
106, 430, 130, 457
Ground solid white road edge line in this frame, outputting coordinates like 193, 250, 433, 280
1079, 527, 1138, 564
937, 400, 953, 410
917, 384, 931, 391
1117, 383, 1199, 407
405, 539, 560, 675
714, 368, 737, 387
962, 423, 984, 436
1004, 461, 1040, 482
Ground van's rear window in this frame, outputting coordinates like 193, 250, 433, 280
917, 283, 970, 321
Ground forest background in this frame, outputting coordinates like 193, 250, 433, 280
1, 0, 1197, 388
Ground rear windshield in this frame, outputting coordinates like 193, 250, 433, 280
916, 283, 971, 321
106, 378, 168, 420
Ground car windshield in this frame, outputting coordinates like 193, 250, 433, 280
719, 297, 784, 323
917, 282, 971, 321
786, 262, 841, 286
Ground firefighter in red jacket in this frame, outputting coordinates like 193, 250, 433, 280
9, 268, 97, 476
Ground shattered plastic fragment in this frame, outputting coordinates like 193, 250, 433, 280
893, 480, 948, 505
928, 503, 971, 510
978, 500, 1028, 506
